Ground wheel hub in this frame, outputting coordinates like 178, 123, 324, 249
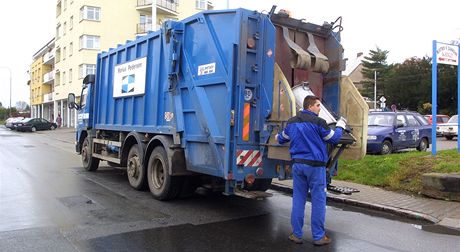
127, 156, 139, 178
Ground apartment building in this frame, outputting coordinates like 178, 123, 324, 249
37, 0, 212, 128
30, 39, 55, 122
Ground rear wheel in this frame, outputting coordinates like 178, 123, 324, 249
82, 137, 100, 171
147, 146, 182, 200
380, 140, 392, 155
417, 138, 428, 151
50, 125, 56, 130
127, 144, 146, 190
31, 126, 37, 132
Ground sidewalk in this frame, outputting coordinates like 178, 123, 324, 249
271, 179, 460, 230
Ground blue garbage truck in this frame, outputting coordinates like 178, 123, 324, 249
68, 7, 368, 200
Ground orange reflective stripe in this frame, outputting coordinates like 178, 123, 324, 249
243, 103, 250, 141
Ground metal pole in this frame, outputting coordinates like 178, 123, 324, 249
9, 71, 12, 118
458, 44, 460, 153
431, 40, 437, 155
374, 70, 377, 110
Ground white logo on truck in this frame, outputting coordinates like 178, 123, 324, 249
197, 62, 216, 76
113, 57, 147, 98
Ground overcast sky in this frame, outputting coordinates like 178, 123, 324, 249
0, 0, 459, 108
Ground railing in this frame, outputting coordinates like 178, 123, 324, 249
137, 0, 153, 7
157, 0, 177, 12
137, 23, 153, 34
43, 93, 53, 102
43, 70, 55, 83
43, 50, 55, 64
137, 0, 177, 12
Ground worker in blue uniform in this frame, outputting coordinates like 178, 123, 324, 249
276, 95, 346, 246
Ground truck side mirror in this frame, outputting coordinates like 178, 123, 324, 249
68, 93, 79, 109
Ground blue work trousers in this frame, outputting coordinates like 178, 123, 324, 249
291, 163, 327, 241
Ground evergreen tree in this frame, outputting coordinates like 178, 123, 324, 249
361, 47, 390, 101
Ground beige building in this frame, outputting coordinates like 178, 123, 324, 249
31, 0, 213, 127
30, 39, 55, 122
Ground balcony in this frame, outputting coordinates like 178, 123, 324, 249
43, 70, 55, 84
137, 0, 178, 15
137, 0, 152, 11
137, 22, 153, 34
43, 93, 53, 103
43, 50, 55, 65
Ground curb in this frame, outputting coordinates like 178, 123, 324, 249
269, 182, 440, 224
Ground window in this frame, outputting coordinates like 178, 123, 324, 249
63, 47, 66, 60
64, 0, 67, 9
69, 69, 73, 83
396, 115, 407, 127
63, 22, 67, 35
69, 42, 73, 56
79, 64, 96, 78
140, 15, 152, 24
80, 6, 100, 21
195, 0, 206, 10
70, 16, 73, 29
56, 24, 61, 39
79, 35, 100, 49
406, 115, 420, 127
63, 71, 66, 84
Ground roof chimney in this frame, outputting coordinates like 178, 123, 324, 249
357, 52, 363, 58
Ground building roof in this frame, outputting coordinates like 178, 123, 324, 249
343, 53, 365, 76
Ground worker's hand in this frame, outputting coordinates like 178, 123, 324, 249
336, 116, 347, 129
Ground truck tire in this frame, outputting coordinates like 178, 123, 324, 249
127, 144, 146, 190
245, 178, 273, 192
82, 137, 100, 171
147, 146, 182, 200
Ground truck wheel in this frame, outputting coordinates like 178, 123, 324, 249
445, 136, 454, 140
82, 137, 100, 171
417, 138, 428, 151
147, 146, 182, 200
127, 144, 146, 190
245, 178, 273, 192
380, 140, 392, 155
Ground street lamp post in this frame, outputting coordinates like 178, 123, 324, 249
0, 66, 12, 118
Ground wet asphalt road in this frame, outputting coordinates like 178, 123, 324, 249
0, 127, 459, 252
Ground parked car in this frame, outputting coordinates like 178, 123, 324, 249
15, 118, 57, 132
4, 117, 25, 129
424, 114, 450, 135
424, 114, 450, 125
367, 111, 432, 155
437, 115, 458, 140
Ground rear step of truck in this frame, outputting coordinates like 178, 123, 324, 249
234, 189, 273, 200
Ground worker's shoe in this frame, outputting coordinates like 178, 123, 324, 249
313, 235, 332, 246
288, 233, 303, 244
